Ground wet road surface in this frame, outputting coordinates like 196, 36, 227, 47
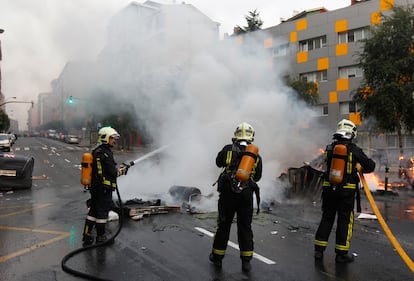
0, 137, 413, 280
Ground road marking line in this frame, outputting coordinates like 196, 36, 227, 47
64, 159, 71, 163
0, 203, 52, 218
0, 226, 70, 262
194, 227, 276, 265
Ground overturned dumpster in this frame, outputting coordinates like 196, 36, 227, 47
0, 153, 34, 190
286, 165, 324, 202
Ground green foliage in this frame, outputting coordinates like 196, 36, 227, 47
354, 5, 414, 134
285, 77, 319, 106
234, 9, 263, 34
0, 109, 10, 132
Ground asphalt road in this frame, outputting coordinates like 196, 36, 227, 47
0, 137, 413, 281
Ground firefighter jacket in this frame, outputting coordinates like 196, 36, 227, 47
91, 144, 118, 190
324, 139, 375, 186
323, 138, 375, 209
216, 142, 262, 193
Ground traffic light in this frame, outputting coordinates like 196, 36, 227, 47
68, 96, 74, 104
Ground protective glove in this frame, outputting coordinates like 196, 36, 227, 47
355, 163, 363, 173
117, 164, 129, 177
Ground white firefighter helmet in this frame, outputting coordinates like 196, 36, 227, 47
234, 122, 255, 142
334, 119, 357, 139
97, 127, 120, 144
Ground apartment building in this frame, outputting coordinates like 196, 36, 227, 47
241, 0, 414, 166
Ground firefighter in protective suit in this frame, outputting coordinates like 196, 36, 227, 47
82, 127, 128, 246
209, 122, 262, 272
314, 119, 375, 263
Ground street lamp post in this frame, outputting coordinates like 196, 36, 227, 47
0, 28, 4, 103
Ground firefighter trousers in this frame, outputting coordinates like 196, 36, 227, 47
212, 187, 254, 261
314, 187, 355, 255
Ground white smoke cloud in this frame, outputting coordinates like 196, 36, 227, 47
109, 5, 331, 210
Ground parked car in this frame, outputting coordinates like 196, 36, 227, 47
64, 135, 79, 144
0, 153, 34, 190
0, 134, 11, 152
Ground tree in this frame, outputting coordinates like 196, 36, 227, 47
0, 109, 10, 132
285, 77, 319, 106
353, 5, 414, 164
234, 9, 263, 35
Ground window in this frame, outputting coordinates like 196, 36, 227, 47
338, 27, 370, 43
300, 70, 327, 82
272, 43, 290, 57
339, 101, 358, 114
313, 104, 328, 116
323, 105, 328, 115
299, 35, 327, 52
339, 65, 363, 78
405, 135, 414, 147
386, 135, 397, 148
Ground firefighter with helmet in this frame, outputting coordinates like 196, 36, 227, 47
209, 122, 263, 272
314, 119, 375, 263
82, 126, 128, 246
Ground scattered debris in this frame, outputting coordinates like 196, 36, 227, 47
358, 213, 377, 220
117, 198, 181, 220
108, 210, 119, 221
128, 205, 181, 218
32, 174, 48, 180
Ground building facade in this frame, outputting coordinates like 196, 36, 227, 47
236, 0, 414, 167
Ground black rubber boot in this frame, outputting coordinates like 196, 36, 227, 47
314, 251, 324, 260
314, 245, 325, 260
95, 223, 112, 244
82, 235, 94, 247
335, 254, 354, 263
82, 219, 95, 246
241, 257, 252, 272
241, 260, 251, 272
209, 253, 222, 268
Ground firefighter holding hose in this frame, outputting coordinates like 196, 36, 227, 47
81, 127, 128, 246
209, 122, 262, 272
314, 119, 375, 263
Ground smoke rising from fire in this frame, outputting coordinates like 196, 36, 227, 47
106, 4, 331, 209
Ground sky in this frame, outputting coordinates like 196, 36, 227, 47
0, 0, 350, 131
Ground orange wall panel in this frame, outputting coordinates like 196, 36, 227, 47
349, 112, 361, 126
335, 19, 347, 33
380, 0, 394, 11
336, 43, 348, 56
329, 91, 338, 103
336, 78, 349, 91
296, 19, 307, 31
317, 57, 329, 70
264, 37, 272, 49
290, 31, 297, 43
371, 11, 381, 25
297, 51, 308, 63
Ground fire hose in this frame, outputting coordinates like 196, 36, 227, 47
359, 171, 414, 273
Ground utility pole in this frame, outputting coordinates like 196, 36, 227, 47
0, 28, 4, 104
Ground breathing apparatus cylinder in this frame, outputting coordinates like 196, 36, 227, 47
329, 144, 347, 184
81, 153, 93, 188
235, 144, 259, 182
